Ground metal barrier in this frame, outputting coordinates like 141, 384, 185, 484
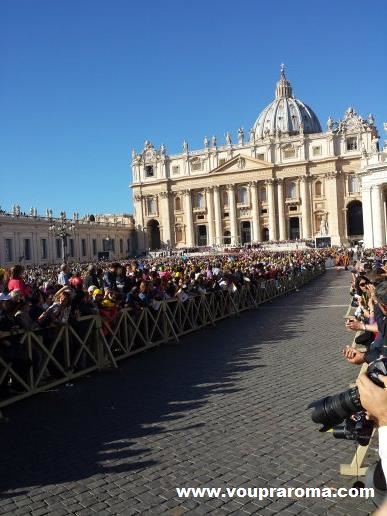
0, 264, 324, 410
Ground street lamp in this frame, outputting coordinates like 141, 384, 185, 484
49, 211, 76, 262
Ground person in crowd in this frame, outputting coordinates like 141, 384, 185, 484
7, 265, 29, 296
84, 265, 100, 290
57, 264, 71, 286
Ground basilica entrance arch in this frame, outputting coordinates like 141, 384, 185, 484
347, 200, 364, 237
147, 219, 161, 250
197, 225, 207, 246
289, 217, 300, 240
241, 221, 251, 244
224, 230, 231, 245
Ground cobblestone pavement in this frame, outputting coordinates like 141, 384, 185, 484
0, 270, 378, 515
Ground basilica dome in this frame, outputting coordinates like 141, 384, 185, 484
253, 66, 322, 138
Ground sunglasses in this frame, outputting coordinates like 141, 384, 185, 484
359, 283, 367, 286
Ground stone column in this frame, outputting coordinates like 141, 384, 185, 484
371, 185, 386, 247
213, 186, 222, 245
300, 176, 311, 239
266, 179, 277, 241
277, 179, 286, 240
227, 184, 238, 245
183, 190, 195, 247
324, 172, 340, 245
134, 194, 147, 252
159, 191, 172, 247
361, 186, 372, 247
205, 187, 215, 246
249, 181, 260, 242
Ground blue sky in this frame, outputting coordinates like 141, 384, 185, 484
1, 0, 386, 217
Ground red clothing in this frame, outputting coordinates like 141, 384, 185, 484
7, 278, 28, 295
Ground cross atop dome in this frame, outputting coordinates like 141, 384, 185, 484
275, 63, 293, 98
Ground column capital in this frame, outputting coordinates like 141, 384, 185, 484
247, 180, 258, 188
299, 175, 309, 183
134, 194, 143, 202
325, 170, 338, 180
213, 185, 220, 192
226, 183, 235, 191
159, 191, 170, 199
203, 186, 213, 193
265, 178, 275, 186
181, 189, 191, 196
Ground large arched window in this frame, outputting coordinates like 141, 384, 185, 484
286, 181, 297, 199
237, 186, 248, 204
260, 187, 267, 202
315, 180, 322, 197
147, 197, 157, 215
175, 196, 181, 211
348, 175, 359, 194
195, 192, 205, 209
223, 190, 229, 206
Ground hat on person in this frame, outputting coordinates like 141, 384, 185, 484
0, 292, 11, 301
92, 289, 103, 297
87, 285, 97, 294
101, 299, 115, 309
10, 289, 24, 302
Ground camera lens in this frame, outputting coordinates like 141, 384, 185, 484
309, 387, 362, 429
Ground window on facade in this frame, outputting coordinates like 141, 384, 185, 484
56, 239, 61, 258
257, 153, 265, 160
191, 159, 202, 171
237, 186, 248, 204
92, 238, 97, 255
145, 165, 154, 177
219, 158, 226, 166
111, 239, 115, 252
315, 180, 322, 197
261, 208, 268, 214
172, 165, 180, 175
69, 238, 75, 257
81, 238, 87, 257
346, 137, 357, 151
24, 239, 31, 261
260, 187, 267, 202
41, 238, 48, 259
312, 146, 322, 156
4, 239, 13, 262
222, 190, 229, 206
286, 181, 297, 199
289, 206, 297, 212
147, 197, 157, 215
348, 175, 360, 194
195, 192, 205, 209
103, 239, 110, 252
175, 196, 181, 211
120, 239, 123, 253
175, 226, 183, 242
283, 148, 296, 159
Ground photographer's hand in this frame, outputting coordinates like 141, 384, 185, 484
342, 346, 365, 364
357, 373, 387, 426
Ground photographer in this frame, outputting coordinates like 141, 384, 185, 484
343, 281, 387, 365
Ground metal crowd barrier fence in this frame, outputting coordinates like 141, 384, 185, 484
0, 264, 324, 411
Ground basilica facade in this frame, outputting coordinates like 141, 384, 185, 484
131, 67, 386, 250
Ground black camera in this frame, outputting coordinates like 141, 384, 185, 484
309, 356, 387, 433
332, 412, 374, 446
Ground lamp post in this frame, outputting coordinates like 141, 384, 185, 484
49, 211, 76, 262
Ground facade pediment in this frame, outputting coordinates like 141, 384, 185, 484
210, 154, 272, 175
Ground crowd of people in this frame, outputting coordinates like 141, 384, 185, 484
0, 245, 381, 397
